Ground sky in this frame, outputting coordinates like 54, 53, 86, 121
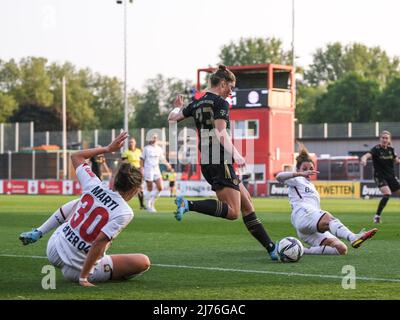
1, 0, 400, 90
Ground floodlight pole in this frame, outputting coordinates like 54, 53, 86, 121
291, 0, 295, 67
123, 0, 128, 147
117, 0, 132, 149
62, 76, 67, 180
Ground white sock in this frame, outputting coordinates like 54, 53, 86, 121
150, 189, 160, 207
144, 190, 152, 208
328, 219, 356, 242
304, 246, 339, 255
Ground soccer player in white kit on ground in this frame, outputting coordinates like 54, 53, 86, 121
19, 132, 150, 287
140, 133, 172, 212
276, 145, 378, 255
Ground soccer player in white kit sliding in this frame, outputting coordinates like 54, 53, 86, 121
276, 146, 378, 255
19, 132, 150, 287
140, 134, 172, 212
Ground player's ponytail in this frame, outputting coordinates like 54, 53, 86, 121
296, 143, 314, 169
114, 163, 143, 193
210, 65, 236, 87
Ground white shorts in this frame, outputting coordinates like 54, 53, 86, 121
144, 167, 162, 182
291, 206, 336, 247
46, 234, 113, 283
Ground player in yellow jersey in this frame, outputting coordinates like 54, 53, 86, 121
122, 138, 146, 209
168, 167, 177, 197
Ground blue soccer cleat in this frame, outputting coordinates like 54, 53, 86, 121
268, 241, 279, 261
174, 196, 189, 221
19, 229, 42, 245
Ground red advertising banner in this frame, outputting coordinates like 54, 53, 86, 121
38, 181, 63, 195
3, 180, 28, 194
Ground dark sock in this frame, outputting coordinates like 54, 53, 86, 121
243, 212, 275, 253
376, 195, 390, 216
188, 200, 228, 218
138, 191, 144, 207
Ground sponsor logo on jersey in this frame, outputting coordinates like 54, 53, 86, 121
62, 224, 91, 253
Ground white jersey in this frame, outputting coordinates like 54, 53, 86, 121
141, 144, 165, 170
284, 176, 321, 212
53, 163, 134, 270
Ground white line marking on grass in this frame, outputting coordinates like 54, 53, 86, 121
1, 254, 400, 283
1, 254, 47, 259
152, 263, 400, 283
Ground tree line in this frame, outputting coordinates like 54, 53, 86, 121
1, 38, 400, 130
0, 57, 191, 131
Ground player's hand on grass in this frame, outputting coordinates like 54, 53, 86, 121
106, 131, 128, 153
79, 278, 96, 287
19, 229, 42, 245
298, 170, 319, 178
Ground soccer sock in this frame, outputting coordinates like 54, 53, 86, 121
188, 200, 228, 218
144, 189, 152, 207
303, 246, 339, 255
328, 218, 356, 242
150, 189, 160, 205
243, 212, 275, 253
376, 195, 390, 216
138, 191, 144, 207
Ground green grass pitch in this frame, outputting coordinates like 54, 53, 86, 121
0, 195, 399, 300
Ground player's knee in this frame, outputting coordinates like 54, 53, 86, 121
322, 211, 333, 221
317, 212, 333, 232
136, 254, 151, 272
226, 208, 241, 220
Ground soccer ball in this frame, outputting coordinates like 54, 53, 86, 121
277, 237, 304, 262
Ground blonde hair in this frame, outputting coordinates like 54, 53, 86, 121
380, 130, 392, 146
296, 144, 314, 170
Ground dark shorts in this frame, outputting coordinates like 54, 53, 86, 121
374, 175, 400, 192
201, 163, 241, 192
169, 181, 175, 188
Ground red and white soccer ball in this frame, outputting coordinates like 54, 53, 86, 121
277, 237, 304, 263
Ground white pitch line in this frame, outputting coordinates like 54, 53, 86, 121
1, 254, 400, 283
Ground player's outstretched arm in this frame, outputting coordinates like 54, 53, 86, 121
276, 170, 319, 183
360, 152, 371, 166
71, 131, 128, 169
19, 199, 79, 246
79, 231, 111, 287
